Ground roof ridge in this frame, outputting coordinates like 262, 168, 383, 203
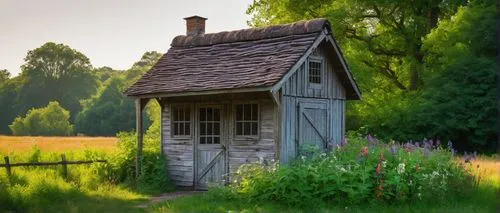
171, 18, 329, 48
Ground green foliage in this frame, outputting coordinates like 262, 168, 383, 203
75, 51, 162, 136
9, 101, 74, 136
247, 0, 497, 152
0, 110, 173, 212
75, 76, 136, 136
0, 69, 9, 85
227, 136, 474, 206
354, 0, 497, 152
16, 42, 99, 121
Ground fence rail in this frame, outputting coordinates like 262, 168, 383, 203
1, 155, 107, 178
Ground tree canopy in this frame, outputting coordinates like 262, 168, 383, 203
9, 101, 73, 136
16, 42, 99, 121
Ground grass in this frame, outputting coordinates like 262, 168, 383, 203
152, 156, 500, 213
0, 135, 117, 153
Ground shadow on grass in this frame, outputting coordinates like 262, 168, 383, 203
150, 184, 500, 213
0, 183, 148, 213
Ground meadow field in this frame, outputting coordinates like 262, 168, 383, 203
0, 135, 117, 153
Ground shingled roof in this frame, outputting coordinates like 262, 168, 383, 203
125, 18, 359, 99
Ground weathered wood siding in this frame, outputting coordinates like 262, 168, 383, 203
280, 43, 346, 163
162, 103, 194, 186
226, 99, 276, 174
162, 96, 277, 187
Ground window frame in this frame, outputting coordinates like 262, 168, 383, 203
197, 106, 222, 145
307, 56, 324, 89
233, 101, 260, 140
170, 104, 193, 139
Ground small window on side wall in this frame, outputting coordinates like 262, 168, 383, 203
172, 106, 191, 137
308, 58, 322, 85
235, 103, 259, 137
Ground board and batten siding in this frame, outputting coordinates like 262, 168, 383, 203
279, 43, 346, 164
161, 97, 277, 187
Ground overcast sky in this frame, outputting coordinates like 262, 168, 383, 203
0, 0, 253, 76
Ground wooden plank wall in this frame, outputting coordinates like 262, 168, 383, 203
162, 104, 194, 187
162, 97, 276, 187
280, 42, 346, 164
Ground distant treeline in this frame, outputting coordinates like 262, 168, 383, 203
0, 42, 161, 136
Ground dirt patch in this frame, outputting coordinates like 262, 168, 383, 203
136, 191, 204, 208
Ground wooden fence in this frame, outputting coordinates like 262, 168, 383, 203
0, 155, 106, 179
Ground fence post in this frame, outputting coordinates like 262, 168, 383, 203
61, 154, 68, 179
4, 156, 11, 177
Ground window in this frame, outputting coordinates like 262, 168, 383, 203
308, 60, 322, 84
199, 108, 221, 144
235, 104, 259, 136
172, 106, 191, 137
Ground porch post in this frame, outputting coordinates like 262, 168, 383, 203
135, 98, 149, 180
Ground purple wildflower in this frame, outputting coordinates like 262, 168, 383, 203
340, 137, 347, 147
389, 145, 397, 155
429, 139, 434, 148
447, 141, 453, 150
472, 151, 477, 160
415, 142, 420, 148
436, 140, 441, 148
423, 145, 430, 158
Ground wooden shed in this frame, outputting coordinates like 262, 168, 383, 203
125, 16, 360, 189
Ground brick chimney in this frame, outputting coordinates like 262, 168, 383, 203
184, 15, 207, 36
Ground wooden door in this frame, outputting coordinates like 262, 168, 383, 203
298, 101, 329, 151
195, 106, 226, 190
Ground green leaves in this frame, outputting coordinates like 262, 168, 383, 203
9, 101, 73, 136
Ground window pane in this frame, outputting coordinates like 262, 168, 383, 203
214, 123, 220, 135
206, 137, 212, 144
179, 123, 184, 135
185, 108, 190, 121
243, 122, 251, 135
207, 122, 213, 135
236, 104, 243, 120
200, 108, 206, 121
179, 108, 184, 121
200, 123, 206, 135
251, 104, 258, 121
200, 137, 206, 144
244, 104, 251, 120
207, 108, 213, 121
213, 137, 220, 144
236, 122, 242, 135
185, 123, 190, 135
251, 122, 258, 135
174, 123, 178, 135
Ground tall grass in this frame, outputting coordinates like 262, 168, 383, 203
0, 129, 174, 212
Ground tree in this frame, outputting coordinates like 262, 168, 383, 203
75, 51, 162, 136
247, 0, 466, 91
9, 101, 74, 136
0, 76, 22, 134
355, 0, 497, 152
16, 42, 99, 121
0, 69, 9, 85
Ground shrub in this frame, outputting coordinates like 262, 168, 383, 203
229, 134, 475, 206
9, 101, 73, 136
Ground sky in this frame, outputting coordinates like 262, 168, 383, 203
0, 0, 253, 76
